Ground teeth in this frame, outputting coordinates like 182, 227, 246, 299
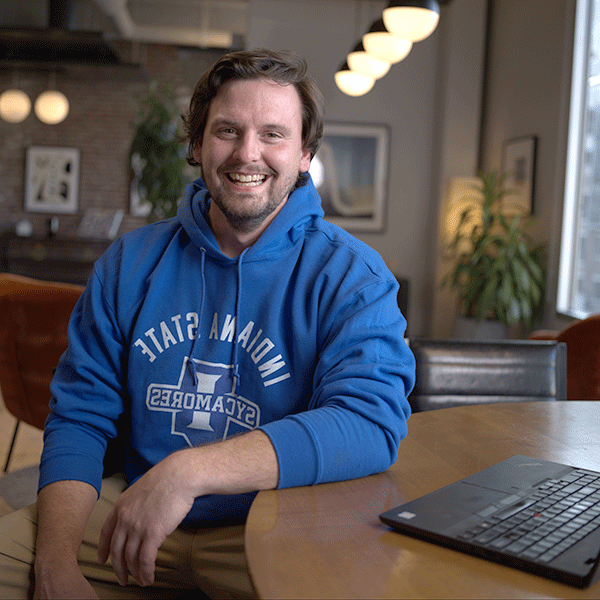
228, 173, 266, 186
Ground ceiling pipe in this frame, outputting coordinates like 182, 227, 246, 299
48, 0, 74, 29
92, 0, 136, 38
92, 0, 234, 48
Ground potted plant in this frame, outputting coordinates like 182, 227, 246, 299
129, 81, 190, 222
441, 171, 545, 336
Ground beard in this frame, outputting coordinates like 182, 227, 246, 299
201, 164, 301, 233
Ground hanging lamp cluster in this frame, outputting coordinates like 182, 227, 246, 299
0, 88, 70, 124
336, 0, 440, 96
0, 74, 70, 125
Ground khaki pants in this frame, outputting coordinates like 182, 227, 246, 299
0, 475, 257, 599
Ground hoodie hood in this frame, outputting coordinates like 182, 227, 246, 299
176, 175, 326, 394
177, 176, 325, 261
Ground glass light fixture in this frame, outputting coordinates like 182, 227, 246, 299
347, 42, 391, 80
362, 18, 412, 64
0, 89, 32, 123
335, 62, 375, 96
383, 0, 440, 42
34, 90, 70, 125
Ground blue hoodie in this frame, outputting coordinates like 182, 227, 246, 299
40, 177, 414, 526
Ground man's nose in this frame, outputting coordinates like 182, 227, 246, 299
234, 133, 261, 162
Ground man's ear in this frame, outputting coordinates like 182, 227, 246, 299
299, 148, 311, 174
192, 139, 202, 164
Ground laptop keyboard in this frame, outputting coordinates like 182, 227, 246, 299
457, 469, 600, 563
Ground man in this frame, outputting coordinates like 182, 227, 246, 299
0, 48, 414, 599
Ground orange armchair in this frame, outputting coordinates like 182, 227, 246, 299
530, 314, 600, 400
0, 273, 84, 471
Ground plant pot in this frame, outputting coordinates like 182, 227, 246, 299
452, 316, 508, 340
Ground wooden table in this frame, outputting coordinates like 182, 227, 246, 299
246, 401, 600, 599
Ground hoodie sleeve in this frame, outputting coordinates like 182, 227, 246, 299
38, 268, 126, 496
259, 272, 415, 489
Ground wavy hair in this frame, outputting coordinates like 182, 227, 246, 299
181, 48, 324, 188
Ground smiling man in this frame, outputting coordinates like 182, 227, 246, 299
196, 77, 311, 250
0, 49, 415, 600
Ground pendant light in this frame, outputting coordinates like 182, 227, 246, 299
34, 73, 69, 125
362, 18, 412, 64
382, 0, 440, 42
335, 62, 375, 96
347, 42, 391, 80
0, 89, 32, 123
34, 90, 70, 124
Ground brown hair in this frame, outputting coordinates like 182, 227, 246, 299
181, 48, 324, 187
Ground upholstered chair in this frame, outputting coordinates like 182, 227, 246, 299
530, 314, 600, 400
0, 274, 84, 471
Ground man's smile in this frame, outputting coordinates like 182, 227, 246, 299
226, 172, 268, 187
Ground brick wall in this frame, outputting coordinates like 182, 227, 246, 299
0, 42, 189, 239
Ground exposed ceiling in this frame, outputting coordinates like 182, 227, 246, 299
93, 0, 249, 48
0, 0, 453, 68
0, 0, 252, 74
0, 0, 248, 65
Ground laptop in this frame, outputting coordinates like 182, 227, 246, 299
380, 455, 600, 588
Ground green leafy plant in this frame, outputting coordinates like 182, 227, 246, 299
129, 81, 190, 222
441, 171, 545, 326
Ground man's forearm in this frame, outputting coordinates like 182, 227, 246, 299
193, 429, 279, 494
34, 480, 99, 598
35, 480, 98, 567
171, 428, 280, 498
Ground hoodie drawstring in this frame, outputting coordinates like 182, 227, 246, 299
187, 247, 246, 396
188, 247, 206, 387
233, 249, 248, 394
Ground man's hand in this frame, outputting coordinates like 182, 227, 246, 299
97, 429, 278, 588
97, 451, 197, 587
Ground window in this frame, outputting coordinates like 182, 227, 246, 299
558, 0, 600, 318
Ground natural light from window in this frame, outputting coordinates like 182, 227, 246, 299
558, 0, 600, 318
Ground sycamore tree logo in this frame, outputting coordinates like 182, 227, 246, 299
146, 358, 261, 446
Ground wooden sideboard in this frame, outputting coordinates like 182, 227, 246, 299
0, 234, 111, 286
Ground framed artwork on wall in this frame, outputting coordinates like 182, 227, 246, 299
501, 135, 537, 215
309, 122, 389, 232
24, 146, 80, 214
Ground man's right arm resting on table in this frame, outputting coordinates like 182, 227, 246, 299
34, 480, 99, 599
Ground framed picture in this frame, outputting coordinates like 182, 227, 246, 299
24, 146, 80, 214
501, 135, 537, 215
309, 122, 389, 232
